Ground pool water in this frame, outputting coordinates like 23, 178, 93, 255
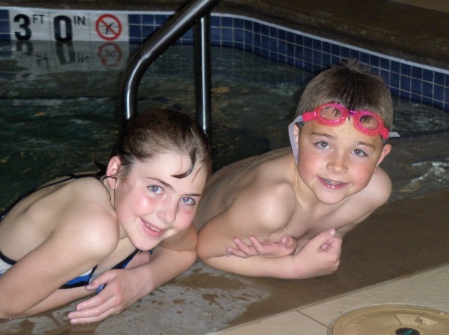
1, 41, 449, 211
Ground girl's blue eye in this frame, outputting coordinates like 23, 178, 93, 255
149, 185, 163, 194
181, 197, 195, 206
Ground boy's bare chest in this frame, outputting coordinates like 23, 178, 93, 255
272, 202, 357, 242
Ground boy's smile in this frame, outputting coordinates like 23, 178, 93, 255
293, 118, 391, 205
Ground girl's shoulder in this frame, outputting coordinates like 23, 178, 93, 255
51, 177, 119, 255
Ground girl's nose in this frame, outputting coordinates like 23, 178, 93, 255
157, 200, 178, 224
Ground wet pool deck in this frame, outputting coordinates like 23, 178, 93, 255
0, 1, 448, 334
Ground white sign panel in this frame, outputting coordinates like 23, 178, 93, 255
6, 7, 129, 42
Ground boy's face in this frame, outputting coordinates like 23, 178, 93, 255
293, 118, 391, 204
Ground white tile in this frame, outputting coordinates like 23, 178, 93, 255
300, 265, 449, 327
216, 265, 449, 335
214, 310, 328, 335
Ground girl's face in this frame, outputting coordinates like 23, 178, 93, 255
293, 118, 391, 205
107, 152, 208, 251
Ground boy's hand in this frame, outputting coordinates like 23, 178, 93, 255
227, 235, 298, 258
295, 228, 342, 277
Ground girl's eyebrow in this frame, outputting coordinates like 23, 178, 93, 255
147, 177, 203, 197
149, 177, 173, 190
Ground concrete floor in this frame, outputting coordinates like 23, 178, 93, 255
0, 1, 448, 334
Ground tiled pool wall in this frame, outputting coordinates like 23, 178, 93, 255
1, 8, 448, 110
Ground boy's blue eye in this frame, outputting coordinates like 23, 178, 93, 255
353, 149, 367, 157
315, 141, 330, 149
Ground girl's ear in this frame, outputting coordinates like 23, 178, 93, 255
106, 156, 122, 189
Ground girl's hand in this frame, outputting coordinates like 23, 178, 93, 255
226, 235, 298, 258
68, 251, 151, 324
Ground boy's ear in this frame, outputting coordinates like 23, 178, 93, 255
376, 143, 392, 167
106, 156, 122, 188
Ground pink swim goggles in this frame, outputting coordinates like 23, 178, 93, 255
301, 103, 390, 139
288, 103, 399, 164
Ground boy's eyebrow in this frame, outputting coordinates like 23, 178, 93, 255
148, 177, 203, 196
310, 132, 377, 149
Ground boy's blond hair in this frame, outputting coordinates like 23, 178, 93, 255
295, 61, 394, 131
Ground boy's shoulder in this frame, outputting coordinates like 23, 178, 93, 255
339, 166, 392, 228
233, 155, 298, 231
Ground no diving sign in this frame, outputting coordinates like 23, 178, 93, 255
96, 14, 122, 41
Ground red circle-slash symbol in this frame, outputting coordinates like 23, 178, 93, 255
96, 14, 122, 41
98, 43, 123, 67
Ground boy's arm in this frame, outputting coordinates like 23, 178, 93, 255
196, 186, 341, 279
200, 228, 341, 279
68, 225, 198, 324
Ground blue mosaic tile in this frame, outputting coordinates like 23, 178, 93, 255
234, 18, 244, 29
401, 63, 412, 76
380, 57, 389, 70
412, 78, 422, 95
390, 72, 400, 89
412, 66, 422, 79
434, 71, 444, 85
422, 68, 433, 82
128, 14, 141, 25
401, 76, 411, 92
434, 84, 444, 101
0, 9, 8, 20
391, 61, 400, 74
423, 81, 433, 98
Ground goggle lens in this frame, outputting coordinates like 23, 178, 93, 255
357, 113, 381, 130
319, 105, 344, 121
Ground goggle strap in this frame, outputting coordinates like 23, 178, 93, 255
288, 115, 303, 165
302, 112, 315, 122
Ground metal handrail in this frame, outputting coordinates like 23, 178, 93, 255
119, 0, 222, 131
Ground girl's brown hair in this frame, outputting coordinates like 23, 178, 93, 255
111, 109, 211, 179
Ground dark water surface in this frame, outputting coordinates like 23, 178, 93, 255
1, 41, 449, 211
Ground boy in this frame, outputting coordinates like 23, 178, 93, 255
194, 61, 394, 279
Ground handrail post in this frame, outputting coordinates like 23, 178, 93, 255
119, 0, 222, 130
194, 15, 212, 137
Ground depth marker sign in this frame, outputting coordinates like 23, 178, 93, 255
95, 14, 122, 41
5, 7, 129, 42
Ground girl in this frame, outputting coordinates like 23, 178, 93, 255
0, 109, 211, 318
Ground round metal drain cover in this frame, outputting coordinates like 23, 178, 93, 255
330, 305, 449, 335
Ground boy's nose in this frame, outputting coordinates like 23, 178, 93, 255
327, 154, 348, 174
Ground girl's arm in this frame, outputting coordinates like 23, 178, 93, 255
68, 225, 198, 324
0, 212, 115, 318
